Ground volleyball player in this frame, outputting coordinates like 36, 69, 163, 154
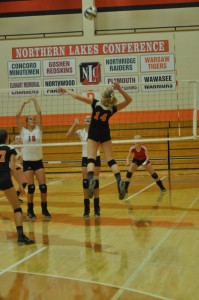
11, 135, 27, 204
16, 96, 51, 220
0, 129, 35, 245
124, 135, 166, 193
67, 116, 101, 218
58, 82, 132, 200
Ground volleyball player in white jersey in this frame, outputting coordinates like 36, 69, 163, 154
67, 116, 101, 218
16, 96, 51, 220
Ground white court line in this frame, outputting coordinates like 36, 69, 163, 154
125, 176, 167, 201
0, 176, 169, 299
8, 270, 171, 300
48, 176, 116, 189
0, 246, 46, 276
111, 187, 199, 300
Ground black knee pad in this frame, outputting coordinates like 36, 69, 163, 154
83, 179, 88, 189
151, 172, 158, 179
87, 158, 96, 165
126, 171, 132, 179
28, 184, 35, 194
14, 207, 22, 214
94, 179, 99, 189
39, 184, 47, 193
108, 159, 116, 168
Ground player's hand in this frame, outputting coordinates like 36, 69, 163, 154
74, 118, 80, 125
126, 162, 130, 167
58, 87, 67, 94
113, 83, 121, 90
23, 98, 31, 104
30, 95, 36, 101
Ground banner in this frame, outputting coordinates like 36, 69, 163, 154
104, 56, 137, 73
8, 61, 41, 78
43, 59, 76, 76
9, 80, 41, 96
12, 41, 169, 59
140, 54, 175, 72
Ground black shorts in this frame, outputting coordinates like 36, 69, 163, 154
23, 160, 44, 172
82, 156, 101, 167
88, 127, 111, 143
0, 175, 13, 191
132, 158, 150, 167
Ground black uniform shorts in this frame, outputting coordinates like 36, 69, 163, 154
23, 160, 44, 172
132, 158, 150, 167
88, 127, 111, 143
0, 175, 13, 190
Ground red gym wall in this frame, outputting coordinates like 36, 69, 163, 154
0, 0, 198, 16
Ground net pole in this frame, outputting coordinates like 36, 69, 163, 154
192, 80, 198, 138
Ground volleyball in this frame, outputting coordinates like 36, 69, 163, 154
84, 6, 97, 20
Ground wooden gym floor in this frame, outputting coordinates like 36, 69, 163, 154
0, 169, 199, 300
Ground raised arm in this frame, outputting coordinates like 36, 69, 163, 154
31, 95, 42, 129
58, 87, 93, 105
66, 118, 80, 138
114, 83, 132, 111
16, 98, 31, 132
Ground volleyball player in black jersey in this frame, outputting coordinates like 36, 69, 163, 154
58, 83, 132, 200
0, 129, 35, 245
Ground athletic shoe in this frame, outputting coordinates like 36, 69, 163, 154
94, 210, 100, 218
161, 187, 166, 193
83, 209, 90, 219
83, 213, 90, 219
118, 180, 126, 200
27, 211, 37, 220
18, 234, 35, 245
42, 209, 52, 219
88, 179, 96, 199
18, 198, 23, 204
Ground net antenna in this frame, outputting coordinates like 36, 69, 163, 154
0, 80, 198, 147
176, 80, 181, 137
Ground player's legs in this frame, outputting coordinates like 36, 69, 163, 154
93, 166, 100, 198
101, 140, 126, 200
125, 163, 139, 193
94, 165, 100, 217
101, 140, 119, 173
144, 163, 166, 192
35, 168, 47, 201
24, 169, 35, 202
35, 168, 51, 218
87, 139, 99, 198
87, 139, 99, 172
82, 165, 90, 218
16, 167, 27, 204
3, 187, 35, 245
82, 166, 89, 198
24, 169, 37, 219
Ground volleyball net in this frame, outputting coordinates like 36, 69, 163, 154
0, 80, 198, 146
